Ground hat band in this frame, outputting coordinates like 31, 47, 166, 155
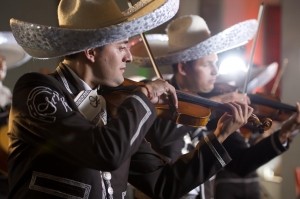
94, 16, 127, 29
124, 0, 153, 16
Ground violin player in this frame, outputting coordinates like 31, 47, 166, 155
6, 1, 254, 198
130, 15, 300, 199
0, 31, 31, 199
0, 31, 31, 126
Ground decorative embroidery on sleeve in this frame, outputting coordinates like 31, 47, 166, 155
27, 86, 72, 123
204, 136, 226, 167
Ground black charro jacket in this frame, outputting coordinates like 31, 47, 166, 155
7, 63, 231, 199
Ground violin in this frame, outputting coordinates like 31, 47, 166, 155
103, 78, 272, 133
248, 93, 296, 121
208, 82, 296, 121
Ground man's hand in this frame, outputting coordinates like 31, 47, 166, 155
278, 102, 300, 144
135, 78, 178, 108
214, 101, 254, 143
210, 92, 250, 105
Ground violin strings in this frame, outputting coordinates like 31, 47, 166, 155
175, 91, 231, 112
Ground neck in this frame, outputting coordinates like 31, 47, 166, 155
175, 73, 192, 92
63, 59, 96, 89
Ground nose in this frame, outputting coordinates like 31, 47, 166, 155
124, 48, 132, 63
211, 63, 219, 76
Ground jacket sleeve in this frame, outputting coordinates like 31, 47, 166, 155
223, 131, 287, 176
10, 72, 157, 171
145, 118, 195, 148
128, 134, 231, 199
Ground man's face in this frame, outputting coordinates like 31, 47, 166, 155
183, 54, 218, 93
92, 39, 132, 87
0, 56, 7, 82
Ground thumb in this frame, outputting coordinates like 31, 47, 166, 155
218, 112, 232, 123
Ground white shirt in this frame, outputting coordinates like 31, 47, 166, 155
0, 82, 12, 108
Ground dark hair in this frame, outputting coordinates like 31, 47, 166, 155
172, 60, 196, 74
64, 46, 105, 60
64, 52, 80, 60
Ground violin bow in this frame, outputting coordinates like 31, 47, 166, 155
127, 1, 164, 79
242, 3, 265, 94
127, 0, 178, 116
271, 58, 288, 94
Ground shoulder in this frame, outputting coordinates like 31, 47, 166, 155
11, 72, 75, 121
12, 72, 69, 106
14, 72, 61, 92
16, 72, 55, 85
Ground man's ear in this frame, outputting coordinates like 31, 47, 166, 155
178, 62, 187, 76
84, 48, 96, 62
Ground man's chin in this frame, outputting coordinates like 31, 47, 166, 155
202, 87, 214, 94
114, 77, 125, 87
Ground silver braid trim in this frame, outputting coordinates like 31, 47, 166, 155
204, 136, 226, 167
56, 66, 74, 96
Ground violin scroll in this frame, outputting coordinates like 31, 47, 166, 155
248, 114, 272, 133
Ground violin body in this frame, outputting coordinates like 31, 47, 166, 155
103, 81, 211, 128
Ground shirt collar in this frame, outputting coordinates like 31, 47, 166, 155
62, 63, 92, 91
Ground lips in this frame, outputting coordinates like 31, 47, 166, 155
120, 67, 126, 73
209, 79, 216, 83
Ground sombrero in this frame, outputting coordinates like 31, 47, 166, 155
244, 62, 278, 93
0, 32, 31, 69
129, 15, 258, 67
10, 0, 179, 59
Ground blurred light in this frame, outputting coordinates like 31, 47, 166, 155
0, 37, 8, 45
152, 74, 173, 81
127, 75, 146, 82
219, 56, 247, 75
263, 167, 274, 179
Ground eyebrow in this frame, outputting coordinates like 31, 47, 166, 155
208, 58, 218, 63
117, 40, 129, 45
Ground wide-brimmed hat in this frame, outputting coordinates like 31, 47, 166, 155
129, 15, 258, 67
10, 0, 179, 59
0, 32, 31, 69
243, 62, 278, 93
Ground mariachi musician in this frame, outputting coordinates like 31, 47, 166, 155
0, 31, 31, 198
129, 15, 300, 199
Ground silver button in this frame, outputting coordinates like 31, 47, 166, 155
108, 187, 114, 195
103, 172, 111, 180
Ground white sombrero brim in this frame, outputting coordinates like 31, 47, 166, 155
246, 62, 278, 92
0, 32, 31, 69
130, 19, 258, 67
217, 62, 278, 92
10, 0, 179, 59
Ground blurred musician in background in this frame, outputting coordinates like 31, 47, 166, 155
0, 31, 31, 199
129, 15, 300, 199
